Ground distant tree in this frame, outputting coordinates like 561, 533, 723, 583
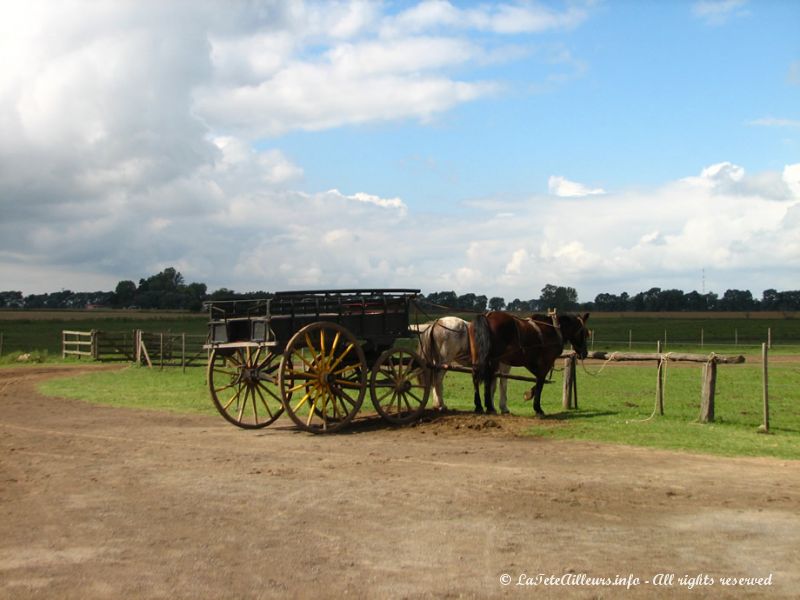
718, 289, 755, 311
114, 280, 137, 307
0, 291, 24, 308
424, 291, 458, 309
506, 298, 536, 312
208, 288, 237, 301
539, 284, 578, 312
185, 282, 208, 311
659, 289, 686, 311
758, 289, 800, 311
778, 291, 800, 310
46, 290, 73, 309
456, 293, 476, 310
139, 267, 184, 292
761, 288, 779, 310
488, 296, 505, 311
593, 292, 629, 311
683, 291, 706, 311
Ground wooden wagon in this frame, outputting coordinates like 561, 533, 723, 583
204, 289, 429, 433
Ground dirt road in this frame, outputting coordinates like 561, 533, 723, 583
1, 366, 798, 599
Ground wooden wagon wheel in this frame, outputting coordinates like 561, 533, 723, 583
207, 346, 285, 429
278, 322, 367, 433
370, 348, 430, 424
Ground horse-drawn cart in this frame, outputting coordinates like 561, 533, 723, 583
204, 289, 430, 433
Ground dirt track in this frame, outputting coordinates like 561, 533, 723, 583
1, 366, 799, 599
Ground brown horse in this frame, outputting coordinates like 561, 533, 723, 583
468, 311, 590, 415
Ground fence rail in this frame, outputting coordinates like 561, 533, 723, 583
62, 330, 95, 359
57, 329, 207, 369
135, 331, 207, 370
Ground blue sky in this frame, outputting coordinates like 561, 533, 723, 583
1, 0, 799, 302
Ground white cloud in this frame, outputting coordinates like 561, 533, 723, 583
548, 175, 606, 197
4, 2, 798, 302
323, 189, 408, 216
700, 161, 745, 183
789, 61, 800, 86
784, 164, 800, 198
692, 0, 749, 25
380, 0, 590, 37
504, 248, 527, 275
748, 117, 800, 128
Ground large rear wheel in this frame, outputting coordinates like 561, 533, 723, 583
278, 322, 367, 433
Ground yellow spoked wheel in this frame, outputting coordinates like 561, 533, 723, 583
278, 322, 367, 433
207, 347, 285, 429
370, 348, 430, 424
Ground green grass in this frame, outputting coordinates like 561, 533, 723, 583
441, 360, 800, 460
38, 366, 216, 416
37, 352, 800, 460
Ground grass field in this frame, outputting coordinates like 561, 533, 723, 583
37, 352, 800, 460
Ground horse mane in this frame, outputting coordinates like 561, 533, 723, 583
527, 312, 581, 329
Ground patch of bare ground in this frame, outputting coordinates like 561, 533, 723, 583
1, 366, 798, 599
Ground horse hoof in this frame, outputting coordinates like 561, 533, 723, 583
534, 411, 546, 419
486, 408, 497, 415
474, 407, 484, 414
501, 409, 511, 415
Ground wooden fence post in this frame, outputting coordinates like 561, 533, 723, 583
159, 333, 164, 370
767, 328, 772, 350
700, 359, 716, 423
138, 332, 153, 368
656, 341, 664, 415
91, 330, 98, 360
758, 343, 769, 433
571, 355, 578, 410
562, 356, 574, 410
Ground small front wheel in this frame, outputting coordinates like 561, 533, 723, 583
370, 348, 429, 424
207, 347, 285, 429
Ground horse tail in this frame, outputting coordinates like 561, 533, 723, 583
418, 319, 440, 368
469, 314, 493, 385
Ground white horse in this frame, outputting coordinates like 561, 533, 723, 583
417, 316, 511, 413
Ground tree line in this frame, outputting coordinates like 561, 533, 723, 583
1, 268, 799, 312
412, 284, 800, 313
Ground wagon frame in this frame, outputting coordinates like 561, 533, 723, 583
203, 289, 430, 433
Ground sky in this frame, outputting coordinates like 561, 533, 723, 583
0, 0, 798, 303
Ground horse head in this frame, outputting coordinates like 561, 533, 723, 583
561, 313, 590, 359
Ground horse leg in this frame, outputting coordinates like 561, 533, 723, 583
483, 375, 497, 414
532, 378, 546, 417
496, 364, 510, 414
434, 369, 446, 411
472, 373, 483, 414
